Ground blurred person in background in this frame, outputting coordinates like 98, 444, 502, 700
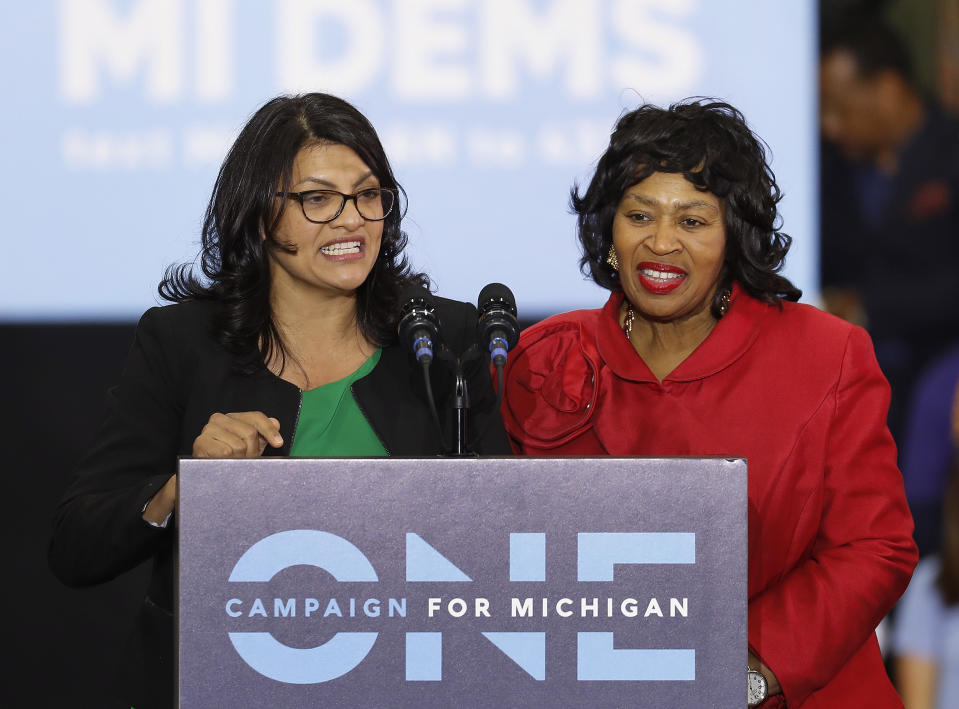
893, 381, 959, 707
935, 0, 959, 113
818, 16, 959, 444
900, 345, 959, 557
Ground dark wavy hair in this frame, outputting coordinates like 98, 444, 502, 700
572, 99, 801, 317
160, 93, 427, 372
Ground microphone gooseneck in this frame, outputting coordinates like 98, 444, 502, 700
397, 286, 449, 453
472, 283, 519, 449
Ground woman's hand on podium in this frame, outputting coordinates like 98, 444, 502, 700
141, 412, 283, 525
192, 411, 284, 458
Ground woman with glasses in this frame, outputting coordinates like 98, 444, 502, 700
48, 92, 510, 708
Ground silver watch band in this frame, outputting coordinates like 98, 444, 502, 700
747, 666, 768, 706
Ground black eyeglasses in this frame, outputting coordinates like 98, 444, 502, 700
276, 188, 396, 223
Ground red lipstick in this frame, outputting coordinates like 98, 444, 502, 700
636, 262, 686, 294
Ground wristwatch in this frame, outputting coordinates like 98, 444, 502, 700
747, 666, 768, 706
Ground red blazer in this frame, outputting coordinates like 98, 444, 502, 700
503, 286, 917, 708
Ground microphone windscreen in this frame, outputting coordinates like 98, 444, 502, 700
477, 283, 519, 352
398, 285, 440, 358
477, 282, 517, 316
399, 284, 434, 313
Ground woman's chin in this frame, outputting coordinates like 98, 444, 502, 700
304, 261, 376, 295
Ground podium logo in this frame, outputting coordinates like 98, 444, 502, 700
226, 530, 695, 685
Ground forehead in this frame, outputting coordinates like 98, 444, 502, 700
621, 171, 720, 207
820, 49, 866, 88
291, 143, 374, 182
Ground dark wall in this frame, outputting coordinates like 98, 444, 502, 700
3, 323, 149, 707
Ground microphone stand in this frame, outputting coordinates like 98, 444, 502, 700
437, 345, 482, 457
452, 367, 469, 456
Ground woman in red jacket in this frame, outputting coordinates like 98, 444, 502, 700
502, 100, 918, 707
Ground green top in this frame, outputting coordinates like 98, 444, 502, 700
289, 349, 388, 457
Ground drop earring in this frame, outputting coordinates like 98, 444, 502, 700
607, 246, 619, 271
718, 289, 731, 316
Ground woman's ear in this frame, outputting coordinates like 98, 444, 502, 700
260, 215, 274, 245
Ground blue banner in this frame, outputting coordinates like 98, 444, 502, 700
0, 1, 816, 320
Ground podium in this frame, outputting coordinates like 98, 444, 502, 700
177, 457, 746, 708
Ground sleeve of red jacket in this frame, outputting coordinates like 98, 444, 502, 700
747, 326, 918, 706
501, 319, 600, 454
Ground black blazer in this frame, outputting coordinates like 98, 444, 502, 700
48, 297, 510, 708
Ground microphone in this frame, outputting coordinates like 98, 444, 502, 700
398, 285, 441, 365
477, 283, 520, 367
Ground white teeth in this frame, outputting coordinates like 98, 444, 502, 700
321, 241, 361, 255
641, 268, 684, 281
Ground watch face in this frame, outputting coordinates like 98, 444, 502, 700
747, 670, 768, 705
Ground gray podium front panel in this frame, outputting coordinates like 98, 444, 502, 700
178, 457, 746, 708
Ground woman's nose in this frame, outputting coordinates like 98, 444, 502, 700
647, 223, 681, 254
333, 197, 364, 229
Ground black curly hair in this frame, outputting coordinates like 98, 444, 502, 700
159, 93, 428, 373
571, 99, 801, 317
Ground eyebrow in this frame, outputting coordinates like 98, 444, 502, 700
625, 193, 719, 212
296, 170, 377, 190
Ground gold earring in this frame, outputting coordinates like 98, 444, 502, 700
607, 245, 619, 271
718, 289, 731, 316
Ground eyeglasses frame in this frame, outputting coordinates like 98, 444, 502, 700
275, 187, 398, 224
